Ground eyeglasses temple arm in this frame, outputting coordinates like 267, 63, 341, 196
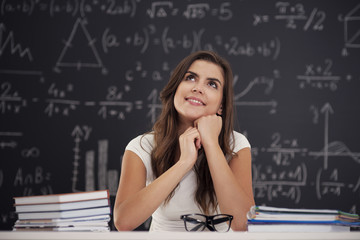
189, 222, 206, 231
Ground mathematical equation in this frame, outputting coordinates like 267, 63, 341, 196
1, 0, 139, 17
103, 23, 281, 58
297, 59, 353, 91
252, 123, 360, 205
0, 81, 145, 120
253, 2, 326, 31
1, 0, 234, 21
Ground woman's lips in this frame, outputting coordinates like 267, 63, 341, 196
185, 97, 205, 106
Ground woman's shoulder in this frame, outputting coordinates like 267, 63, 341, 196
125, 132, 155, 156
125, 132, 155, 181
231, 130, 251, 152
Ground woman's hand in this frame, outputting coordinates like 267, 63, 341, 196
178, 127, 201, 169
194, 114, 222, 148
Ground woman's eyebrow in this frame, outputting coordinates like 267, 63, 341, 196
186, 71, 222, 86
208, 77, 222, 86
186, 70, 198, 77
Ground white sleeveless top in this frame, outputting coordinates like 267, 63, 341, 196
125, 131, 251, 232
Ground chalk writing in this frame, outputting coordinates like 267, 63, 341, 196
253, 2, 326, 31
146, 1, 233, 21
13, 166, 52, 196
0, 132, 22, 150
0, 0, 139, 17
0, 82, 27, 114
297, 59, 352, 91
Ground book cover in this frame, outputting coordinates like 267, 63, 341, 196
13, 190, 109, 205
15, 198, 109, 213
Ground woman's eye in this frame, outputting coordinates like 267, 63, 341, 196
185, 75, 196, 81
209, 81, 218, 89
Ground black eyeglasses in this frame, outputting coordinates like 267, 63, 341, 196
180, 214, 233, 232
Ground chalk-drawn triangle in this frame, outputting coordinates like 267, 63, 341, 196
54, 18, 108, 74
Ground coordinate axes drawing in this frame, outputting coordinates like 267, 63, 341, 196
309, 103, 360, 169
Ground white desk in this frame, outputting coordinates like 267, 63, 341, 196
0, 231, 359, 240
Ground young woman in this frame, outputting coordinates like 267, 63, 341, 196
114, 51, 254, 231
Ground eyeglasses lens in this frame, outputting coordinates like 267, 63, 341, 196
212, 215, 231, 232
184, 215, 207, 232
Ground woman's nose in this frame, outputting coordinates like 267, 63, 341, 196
192, 83, 204, 94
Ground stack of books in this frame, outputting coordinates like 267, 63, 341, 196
247, 205, 360, 232
13, 190, 111, 232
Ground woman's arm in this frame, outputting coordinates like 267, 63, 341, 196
114, 128, 201, 231
196, 115, 255, 231
114, 150, 189, 230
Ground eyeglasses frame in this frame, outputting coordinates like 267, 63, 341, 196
180, 213, 233, 232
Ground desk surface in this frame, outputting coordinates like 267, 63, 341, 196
0, 231, 360, 240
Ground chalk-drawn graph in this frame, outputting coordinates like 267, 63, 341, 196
339, 4, 360, 56
309, 103, 360, 169
0, 23, 44, 79
0, 23, 33, 62
54, 18, 108, 74
71, 125, 118, 196
233, 71, 280, 114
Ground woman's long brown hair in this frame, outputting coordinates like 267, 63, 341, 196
150, 51, 235, 214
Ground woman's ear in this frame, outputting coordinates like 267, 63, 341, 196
217, 104, 223, 116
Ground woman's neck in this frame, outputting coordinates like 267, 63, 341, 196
177, 120, 194, 135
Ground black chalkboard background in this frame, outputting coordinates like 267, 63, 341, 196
1, 0, 360, 231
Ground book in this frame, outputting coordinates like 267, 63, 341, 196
13, 226, 110, 232
247, 219, 359, 225
14, 221, 109, 228
247, 223, 350, 232
15, 198, 109, 213
17, 206, 110, 220
13, 190, 109, 205
14, 215, 111, 228
250, 205, 339, 214
247, 205, 359, 222
13, 190, 111, 231
247, 205, 360, 233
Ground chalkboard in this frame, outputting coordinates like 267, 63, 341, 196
1, 0, 360, 231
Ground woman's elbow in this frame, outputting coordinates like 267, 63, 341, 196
231, 219, 248, 232
114, 214, 136, 231
113, 207, 137, 231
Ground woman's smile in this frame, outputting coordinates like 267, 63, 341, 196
185, 96, 205, 106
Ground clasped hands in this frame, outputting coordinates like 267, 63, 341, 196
178, 114, 222, 168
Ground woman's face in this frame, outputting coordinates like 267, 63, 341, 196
174, 60, 224, 125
